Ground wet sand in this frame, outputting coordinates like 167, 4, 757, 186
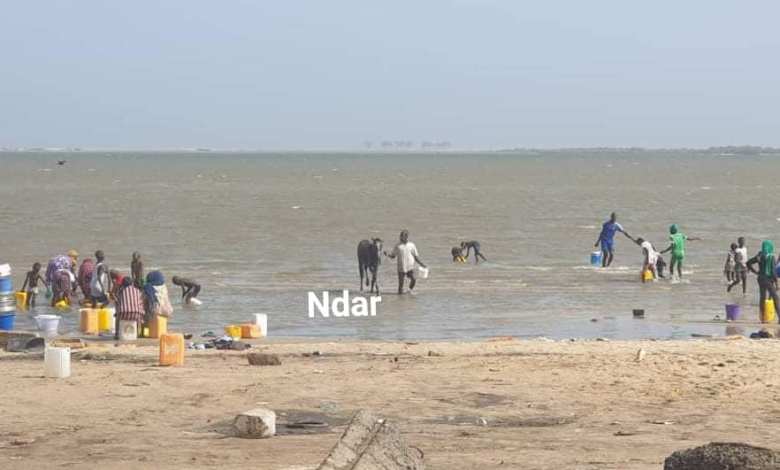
1, 336, 779, 469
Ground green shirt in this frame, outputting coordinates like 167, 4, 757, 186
670, 233, 687, 258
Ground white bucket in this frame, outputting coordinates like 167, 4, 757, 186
118, 320, 138, 341
253, 314, 268, 337
417, 266, 429, 279
44, 346, 71, 378
34, 314, 61, 337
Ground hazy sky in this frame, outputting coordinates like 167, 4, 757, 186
2, 1, 779, 149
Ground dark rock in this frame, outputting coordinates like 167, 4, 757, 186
664, 442, 780, 470
247, 353, 281, 366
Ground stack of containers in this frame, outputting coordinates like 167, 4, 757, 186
0, 264, 15, 330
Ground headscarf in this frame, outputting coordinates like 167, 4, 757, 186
669, 224, 678, 235
144, 271, 165, 305
761, 240, 776, 278
46, 255, 73, 284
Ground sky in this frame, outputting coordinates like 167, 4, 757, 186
1, 1, 779, 150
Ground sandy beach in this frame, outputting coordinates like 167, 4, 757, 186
2, 336, 779, 469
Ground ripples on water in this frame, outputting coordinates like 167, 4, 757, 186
3, 151, 779, 340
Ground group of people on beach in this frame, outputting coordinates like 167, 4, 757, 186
594, 212, 780, 321
18, 249, 203, 337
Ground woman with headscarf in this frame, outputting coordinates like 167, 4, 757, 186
46, 250, 78, 306
747, 240, 780, 322
143, 271, 173, 331
77, 258, 94, 301
115, 277, 145, 340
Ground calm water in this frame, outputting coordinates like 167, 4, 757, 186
2, 150, 779, 340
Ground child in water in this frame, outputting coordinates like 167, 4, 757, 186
724, 243, 737, 283
131, 252, 144, 288
20, 263, 47, 308
660, 224, 700, 280
461, 241, 487, 264
172, 276, 201, 305
631, 237, 659, 282
728, 237, 748, 295
451, 246, 466, 263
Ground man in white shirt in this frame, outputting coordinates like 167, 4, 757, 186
385, 229, 427, 295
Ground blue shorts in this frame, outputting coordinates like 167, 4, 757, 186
600, 239, 614, 254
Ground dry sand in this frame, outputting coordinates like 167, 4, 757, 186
1, 336, 779, 469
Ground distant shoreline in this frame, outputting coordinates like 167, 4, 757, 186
2, 145, 779, 155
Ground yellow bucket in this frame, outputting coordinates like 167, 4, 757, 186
97, 308, 113, 332
642, 269, 654, 281
762, 299, 776, 323
225, 325, 242, 339
55, 299, 70, 310
15, 291, 27, 310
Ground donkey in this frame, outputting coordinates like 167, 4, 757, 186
357, 238, 383, 294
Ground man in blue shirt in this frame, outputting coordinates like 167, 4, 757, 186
594, 212, 632, 267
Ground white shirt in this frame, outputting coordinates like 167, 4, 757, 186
640, 241, 658, 265
735, 246, 748, 265
392, 242, 419, 273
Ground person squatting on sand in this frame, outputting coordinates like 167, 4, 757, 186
385, 230, 427, 295
594, 212, 632, 268
747, 240, 780, 322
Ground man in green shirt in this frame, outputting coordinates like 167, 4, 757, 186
660, 224, 700, 280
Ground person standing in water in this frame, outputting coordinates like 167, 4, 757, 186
20, 263, 47, 308
594, 212, 632, 267
660, 224, 700, 280
461, 241, 487, 264
90, 250, 111, 307
131, 252, 144, 288
728, 237, 748, 295
385, 229, 427, 295
747, 240, 780, 322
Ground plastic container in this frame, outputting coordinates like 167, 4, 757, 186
0, 295, 16, 313
590, 251, 602, 266
0, 313, 15, 330
241, 323, 260, 339
762, 299, 776, 323
79, 308, 99, 334
149, 315, 168, 339
0, 264, 11, 277
15, 291, 27, 310
44, 346, 71, 378
417, 266, 429, 279
188, 298, 202, 306
642, 270, 654, 282
97, 308, 115, 332
632, 309, 645, 318
159, 333, 184, 366
725, 304, 740, 321
225, 325, 242, 339
118, 320, 138, 341
55, 300, 70, 311
0, 275, 12, 295
253, 314, 268, 337
34, 314, 61, 337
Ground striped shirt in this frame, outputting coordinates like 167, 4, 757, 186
116, 285, 145, 322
